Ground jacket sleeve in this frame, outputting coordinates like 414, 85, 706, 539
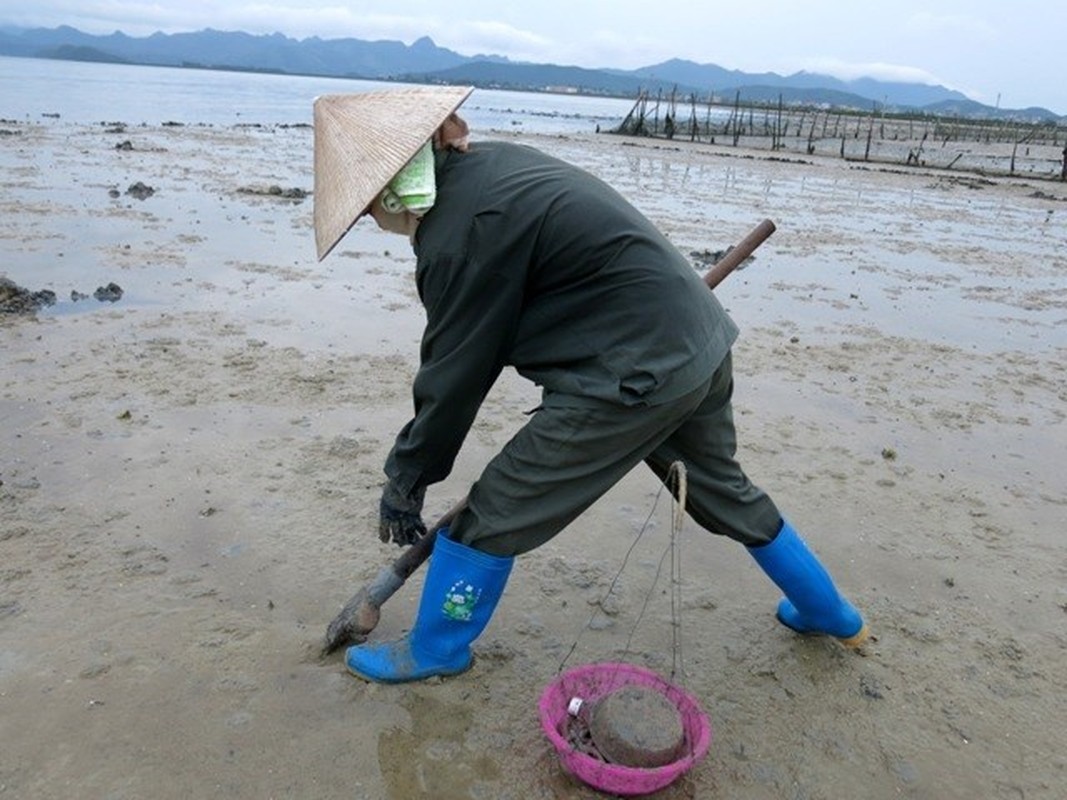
383, 210, 524, 497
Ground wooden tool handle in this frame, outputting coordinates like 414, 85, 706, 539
703, 218, 776, 290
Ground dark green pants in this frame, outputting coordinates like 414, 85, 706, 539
452, 351, 782, 556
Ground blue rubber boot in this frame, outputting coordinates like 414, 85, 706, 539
346, 530, 513, 683
748, 520, 868, 647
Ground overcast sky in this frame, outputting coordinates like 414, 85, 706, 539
4, 1, 1064, 114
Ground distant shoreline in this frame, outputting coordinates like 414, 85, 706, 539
2, 24, 1063, 121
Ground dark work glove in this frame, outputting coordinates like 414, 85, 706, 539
378, 480, 427, 547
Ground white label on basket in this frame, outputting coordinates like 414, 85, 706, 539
567, 697, 584, 717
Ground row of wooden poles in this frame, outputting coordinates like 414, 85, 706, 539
609, 89, 1067, 181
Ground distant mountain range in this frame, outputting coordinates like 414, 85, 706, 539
1, 24, 1061, 122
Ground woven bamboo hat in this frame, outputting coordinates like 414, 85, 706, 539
313, 85, 474, 260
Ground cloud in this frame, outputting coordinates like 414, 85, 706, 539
801, 57, 949, 87
6, 3, 602, 64
551, 29, 667, 69
40, 5, 558, 61
797, 57, 989, 102
444, 20, 552, 58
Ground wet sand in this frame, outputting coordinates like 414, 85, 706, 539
1, 118, 1066, 799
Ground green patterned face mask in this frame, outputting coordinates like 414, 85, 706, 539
381, 141, 436, 214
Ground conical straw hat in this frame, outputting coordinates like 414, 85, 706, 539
313, 85, 474, 260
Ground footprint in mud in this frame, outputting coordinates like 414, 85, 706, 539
970, 520, 1011, 550
376, 692, 502, 798
119, 543, 170, 577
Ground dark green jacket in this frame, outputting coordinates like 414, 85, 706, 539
385, 141, 738, 496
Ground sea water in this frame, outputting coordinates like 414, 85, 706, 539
0, 55, 636, 132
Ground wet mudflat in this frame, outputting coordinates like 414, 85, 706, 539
1, 118, 1065, 799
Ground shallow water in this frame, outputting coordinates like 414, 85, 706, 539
7, 121, 1064, 360
0, 55, 634, 131
527, 135, 1067, 355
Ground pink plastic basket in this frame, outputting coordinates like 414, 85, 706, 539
538, 662, 712, 796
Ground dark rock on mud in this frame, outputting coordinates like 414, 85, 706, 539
238, 185, 309, 201
93, 283, 124, 303
126, 182, 155, 200
1, 277, 56, 314
690, 245, 754, 271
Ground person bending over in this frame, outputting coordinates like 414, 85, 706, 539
312, 86, 867, 683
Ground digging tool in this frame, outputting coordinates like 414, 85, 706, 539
324, 499, 466, 654
322, 218, 777, 655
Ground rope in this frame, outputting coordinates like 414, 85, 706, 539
669, 461, 687, 682
557, 460, 690, 685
